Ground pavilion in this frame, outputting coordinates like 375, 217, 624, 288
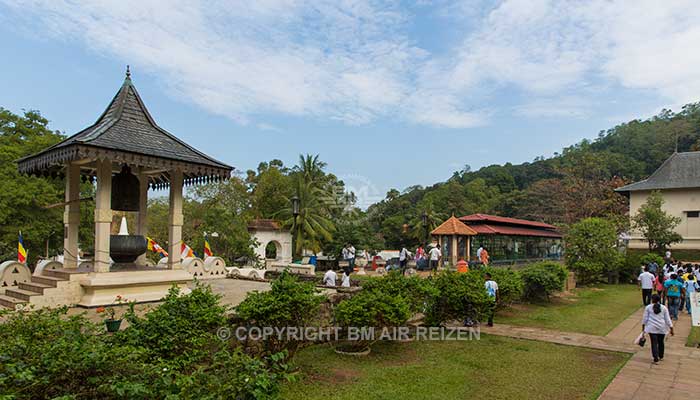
5, 67, 232, 308
431, 215, 477, 267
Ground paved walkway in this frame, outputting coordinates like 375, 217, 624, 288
598, 310, 700, 400
480, 308, 700, 399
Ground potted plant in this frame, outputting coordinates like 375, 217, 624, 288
96, 295, 128, 332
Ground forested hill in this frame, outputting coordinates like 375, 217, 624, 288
365, 102, 700, 246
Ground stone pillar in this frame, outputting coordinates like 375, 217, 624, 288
63, 162, 80, 269
135, 172, 149, 266
167, 169, 183, 270
94, 159, 112, 273
451, 235, 458, 267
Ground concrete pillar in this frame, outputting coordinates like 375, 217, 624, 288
135, 172, 149, 266
451, 235, 458, 267
168, 170, 183, 270
63, 162, 80, 269
94, 159, 112, 273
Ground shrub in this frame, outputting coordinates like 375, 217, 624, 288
565, 217, 619, 284
0, 288, 293, 399
521, 261, 568, 301
423, 271, 491, 326
334, 288, 411, 351
640, 252, 664, 267
117, 284, 228, 371
475, 267, 523, 308
235, 271, 324, 358
360, 271, 438, 313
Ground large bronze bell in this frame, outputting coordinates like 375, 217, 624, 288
111, 164, 140, 211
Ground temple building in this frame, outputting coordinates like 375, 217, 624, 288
1, 67, 232, 309
458, 214, 563, 263
616, 151, 700, 250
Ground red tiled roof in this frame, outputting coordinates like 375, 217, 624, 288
431, 216, 478, 236
458, 213, 557, 230
468, 224, 562, 238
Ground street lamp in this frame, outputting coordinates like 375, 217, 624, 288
291, 196, 300, 260
422, 210, 428, 244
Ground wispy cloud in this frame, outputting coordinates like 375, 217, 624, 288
2, 0, 700, 129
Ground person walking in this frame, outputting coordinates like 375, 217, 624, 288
664, 273, 684, 320
428, 245, 441, 275
642, 294, 674, 364
683, 274, 699, 315
476, 245, 484, 262
480, 247, 490, 266
341, 243, 356, 276
638, 266, 655, 306
484, 273, 499, 327
654, 271, 666, 305
399, 246, 410, 275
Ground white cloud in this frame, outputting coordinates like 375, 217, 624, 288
2, 0, 700, 128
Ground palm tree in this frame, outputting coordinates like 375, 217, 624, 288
295, 154, 326, 185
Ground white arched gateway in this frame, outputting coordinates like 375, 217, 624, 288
248, 219, 293, 266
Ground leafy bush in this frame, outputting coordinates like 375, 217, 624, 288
360, 271, 438, 313
0, 287, 293, 399
334, 288, 411, 351
423, 271, 491, 326
117, 284, 228, 371
521, 262, 568, 301
640, 252, 664, 267
476, 267, 523, 308
235, 271, 324, 357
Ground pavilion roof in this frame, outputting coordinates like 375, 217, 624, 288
431, 216, 478, 236
17, 68, 232, 189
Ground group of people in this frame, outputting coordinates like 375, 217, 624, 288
637, 259, 700, 319
638, 256, 700, 364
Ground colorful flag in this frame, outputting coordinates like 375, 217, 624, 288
180, 241, 195, 259
146, 237, 168, 258
18, 231, 27, 264
204, 239, 213, 258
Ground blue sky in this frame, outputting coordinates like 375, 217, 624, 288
1, 1, 698, 207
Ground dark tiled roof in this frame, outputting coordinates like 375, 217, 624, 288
616, 152, 700, 192
17, 71, 232, 178
431, 216, 477, 236
247, 219, 282, 231
459, 213, 557, 230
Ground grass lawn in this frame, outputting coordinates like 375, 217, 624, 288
687, 326, 700, 348
282, 335, 629, 400
497, 284, 641, 336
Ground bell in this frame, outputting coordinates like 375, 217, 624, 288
111, 164, 140, 211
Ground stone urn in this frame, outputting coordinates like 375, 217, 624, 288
110, 234, 147, 263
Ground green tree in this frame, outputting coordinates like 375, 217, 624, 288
632, 191, 683, 251
565, 217, 621, 283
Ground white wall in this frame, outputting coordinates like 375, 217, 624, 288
628, 188, 700, 250
250, 229, 293, 263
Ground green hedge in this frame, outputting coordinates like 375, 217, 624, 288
520, 261, 568, 301
474, 267, 524, 308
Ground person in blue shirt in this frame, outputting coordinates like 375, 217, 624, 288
663, 274, 685, 320
683, 274, 699, 315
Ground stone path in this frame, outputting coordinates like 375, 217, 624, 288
598, 310, 700, 400
481, 308, 700, 400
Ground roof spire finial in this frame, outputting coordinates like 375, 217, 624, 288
125, 65, 131, 79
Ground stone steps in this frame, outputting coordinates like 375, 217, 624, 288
19, 281, 52, 294
0, 294, 27, 310
5, 288, 43, 302
30, 275, 64, 287
1, 273, 70, 309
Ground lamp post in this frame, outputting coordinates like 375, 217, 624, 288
291, 195, 300, 261
422, 210, 428, 245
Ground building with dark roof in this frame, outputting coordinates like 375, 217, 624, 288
616, 151, 700, 250
458, 214, 563, 263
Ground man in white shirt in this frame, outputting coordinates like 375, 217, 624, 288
341, 243, 356, 275
323, 269, 337, 287
484, 273, 499, 327
638, 266, 655, 306
476, 245, 484, 262
428, 245, 441, 275
399, 246, 411, 274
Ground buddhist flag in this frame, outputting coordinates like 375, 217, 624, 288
18, 231, 27, 264
180, 241, 195, 259
147, 237, 168, 258
204, 239, 213, 258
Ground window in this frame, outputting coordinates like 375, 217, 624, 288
687, 211, 699, 218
